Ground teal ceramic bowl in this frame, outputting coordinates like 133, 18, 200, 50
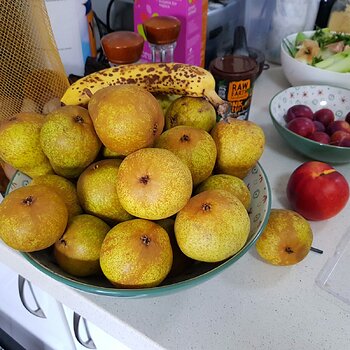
6, 164, 271, 298
269, 85, 350, 164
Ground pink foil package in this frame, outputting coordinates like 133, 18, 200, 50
133, 0, 208, 67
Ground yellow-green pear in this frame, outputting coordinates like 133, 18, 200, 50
155, 126, 217, 186
116, 148, 193, 220
154, 93, 180, 115
40, 105, 101, 178
54, 214, 110, 277
211, 118, 265, 179
88, 85, 164, 156
101, 146, 124, 159
256, 209, 313, 266
0, 113, 53, 178
29, 174, 82, 220
100, 219, 173, 288
175, 189, 250, 262
165, 96, 216, 132
195, 174, 251, 209
0, 185, 68, 252
77, 159, 133, 223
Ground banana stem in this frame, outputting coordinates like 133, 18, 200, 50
204, 89, 231, 118
203, 89, 224, 107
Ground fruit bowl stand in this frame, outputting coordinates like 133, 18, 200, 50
1, 64, 350, 350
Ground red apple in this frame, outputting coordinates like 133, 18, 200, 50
286, 161, 349, 221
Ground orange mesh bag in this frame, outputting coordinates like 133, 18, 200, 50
0, 0, 69, 120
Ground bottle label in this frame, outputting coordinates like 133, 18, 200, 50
216, 78, 255, 120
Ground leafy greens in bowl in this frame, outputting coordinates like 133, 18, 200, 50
282, 28, 350, 72
281, 30, 350, 90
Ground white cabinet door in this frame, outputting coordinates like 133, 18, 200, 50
0, 261, 76, 350
62, 305, 131, 350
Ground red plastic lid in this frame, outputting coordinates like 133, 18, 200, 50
101, 31, 144, 64
143, 16, 181, 45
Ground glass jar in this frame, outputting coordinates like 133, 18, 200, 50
328, 0, 350, 33
142, 16, 181, 63
101, 31, 144, 66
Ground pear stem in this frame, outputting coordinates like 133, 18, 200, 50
310, 246, 323, 254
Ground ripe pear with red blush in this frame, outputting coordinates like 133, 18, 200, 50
287, 161, 349, 221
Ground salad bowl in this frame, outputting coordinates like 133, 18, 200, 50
281, 30, 350, 90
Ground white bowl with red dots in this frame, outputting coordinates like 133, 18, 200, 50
269, 85, 350, 163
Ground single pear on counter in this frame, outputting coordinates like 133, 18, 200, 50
77, 159, 133, 224
0, 112, 53, 178
256, 209, 313, 266
40, 105, 101, 178
54, 214, 110, 277
29, 174, 82, 220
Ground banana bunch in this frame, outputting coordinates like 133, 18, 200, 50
61, 63, 228, 115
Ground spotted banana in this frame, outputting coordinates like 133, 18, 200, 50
61, 63, 229, 115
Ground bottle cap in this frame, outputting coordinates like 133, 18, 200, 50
143, 16, 181, 45
209, 55, 259, 80
101, 31, 144, 65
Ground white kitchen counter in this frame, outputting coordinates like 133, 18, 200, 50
1, 65, 350, 350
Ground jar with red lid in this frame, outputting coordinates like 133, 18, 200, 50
142, 16, 181, 63
101, 31, 144, 66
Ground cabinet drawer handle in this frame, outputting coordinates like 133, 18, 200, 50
18, 275, 46, 318
73, 312, 96, 349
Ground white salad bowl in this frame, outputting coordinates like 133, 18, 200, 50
281, 31, 350, 90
